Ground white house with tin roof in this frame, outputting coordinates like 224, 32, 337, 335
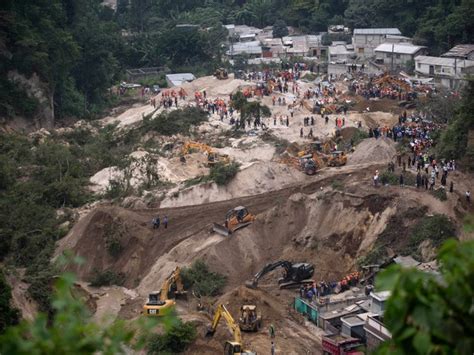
374, 43, 427, 66
353, 28, 402, 57
415, 55, 474, 89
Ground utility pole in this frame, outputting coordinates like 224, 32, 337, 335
391, 43, 394, 73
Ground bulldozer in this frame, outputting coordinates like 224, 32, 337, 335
207, 304, 256, 355
214, 68, 229, 80
143, 267, 187, 316
212, 206, 255, 236
299, 154, 318, 175
327, 151, 347, 167
246, 260, 315, 289
238, 305, 262, 332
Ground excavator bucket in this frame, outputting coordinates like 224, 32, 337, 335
205, 326, 216, 337
244, 280, 257, 289
212, 223, 231, 236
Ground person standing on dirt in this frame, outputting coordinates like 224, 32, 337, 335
325, 116, 329, 125
450, 181, 454, 193
269, 324, 275, 339
152, 216, 160, 229
373, 170, 379, 187
441, 173, 447, 188
466, 190, 471, 204
399, 173, 404, 187
416, 172, 421, 188
271, 341, 276, 355
163, 215, 168, 229
300, 127, 303, 137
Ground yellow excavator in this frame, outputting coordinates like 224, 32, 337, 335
181, 141, 229, 167
212, 206, 256, 236
143, 266, 187, 316
206, 304, 256, 355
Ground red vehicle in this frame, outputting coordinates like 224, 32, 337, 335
322, 334, 363, 355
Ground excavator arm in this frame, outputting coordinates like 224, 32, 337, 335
159, 266, 186, 302
245, 260, 292, 289
207, 304, 242, 345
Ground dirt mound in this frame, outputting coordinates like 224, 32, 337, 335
351, 97, 403, 114
186, 286, 321, 355
160, 161, 308, 208
347, 137, 396, 166
339, 126, 359, 141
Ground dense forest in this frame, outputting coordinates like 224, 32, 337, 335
1, 0, 473, 123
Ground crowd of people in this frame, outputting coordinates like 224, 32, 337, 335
299, 272, 362, 302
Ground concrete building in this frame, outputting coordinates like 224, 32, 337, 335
226, 41, 262, 58
415, 55, 474, 89
353, 28, 402, 58
341, 313, 369, 343
261, 38, 285, 58
328, 41, 355, 63
374, 43, 427, 67
364, 314, 392, 352
441, 44, 474, 60
281, 35, 327, 58
165, 73, 195, 87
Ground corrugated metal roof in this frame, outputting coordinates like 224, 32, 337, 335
166, 73, 195, 81
227, 41, 262, 55
354, 28, 401, 35
441, 44, 474, 58
415, 55, 474, 67
375, 43, 425, 55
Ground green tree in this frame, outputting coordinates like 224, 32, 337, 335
147, 320, 196, 354
0, 270, 19, 333
0, 272, 144, 354
375, 239, 474, 354
272, 19, 289, 38
436, 80, 474, 169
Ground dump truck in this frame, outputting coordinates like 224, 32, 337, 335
322, 333, 364, 355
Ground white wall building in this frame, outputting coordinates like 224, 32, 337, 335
353, 28, 401, 58
415, 55, 474, 89
374, 43, 427, 67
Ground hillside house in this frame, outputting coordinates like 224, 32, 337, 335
415, 55, 474, 89
353, 28, 402, 58
441, 44, 474, 60
374, 43, 427, 67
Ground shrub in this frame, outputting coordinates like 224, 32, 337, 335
142, 107, 208, 136
406, 214, 456, 256
351, 129, 369, 147
89, 270, 125, 287
181, 260, 226, 297
209, 162, 240, 186
147, 321, 196, 354
104, 222, 126, 258
301, 73, 317, 82
331, 180, 344, 190
379, 171, 398, 185
431, 188, 447, 201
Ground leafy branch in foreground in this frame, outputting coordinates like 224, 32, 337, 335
375, 239, 474, 355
